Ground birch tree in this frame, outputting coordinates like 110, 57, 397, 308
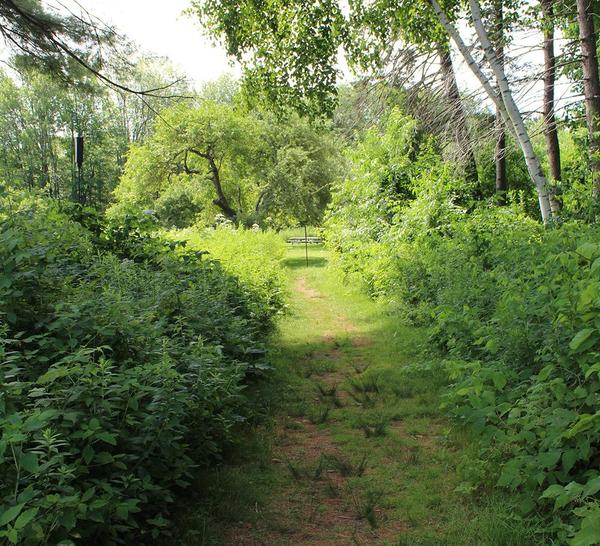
195, 0, 555, 220
429, 0, 554, 221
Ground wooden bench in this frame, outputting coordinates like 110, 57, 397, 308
287, 237, 323, 245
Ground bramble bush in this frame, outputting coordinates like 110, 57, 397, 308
0, 191, 284, 544
167, 225, 286, 333
325, 110, 600, 544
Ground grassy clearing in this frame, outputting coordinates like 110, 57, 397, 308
174, 245, 549, 545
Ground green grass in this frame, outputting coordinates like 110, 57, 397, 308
172, 246, 551, 545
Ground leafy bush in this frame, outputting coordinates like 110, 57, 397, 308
0, 194, 283, 544
154, 182, 206, 228
325, 111, 600, 544
168, 225, 286, 331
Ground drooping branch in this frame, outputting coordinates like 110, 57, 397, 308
436, 40, 478, 187
0, 0, 188, 98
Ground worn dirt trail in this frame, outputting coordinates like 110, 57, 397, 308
184, 247, 528, 546
224, 271, 417, 546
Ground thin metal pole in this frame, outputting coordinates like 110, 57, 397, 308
304, 225, 309, 267
78, 166, 82, 204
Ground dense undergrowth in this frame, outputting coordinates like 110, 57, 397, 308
166, 225, 286, 328
0, 190, 284, 545
326, 110, 600, 545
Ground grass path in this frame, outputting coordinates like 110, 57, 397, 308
182, 246, 541, 546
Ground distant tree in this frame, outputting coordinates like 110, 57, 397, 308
199, 74, 240, 105
111, 101, 341, 227
258, 113, 341, 226
113, 56, 191, 146
0, 68, 126, 207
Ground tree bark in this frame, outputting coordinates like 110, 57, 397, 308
469, 0, 554, 221
495, 124, 507, 203
207, 155, 237, 219
493, 0, 508, 204
189, 148, 237, 219
430, 0, 553, 221
576, 0, 600, 198
542, 0, 561, 183
540, 0, 563, 214
436, 41, 479, 188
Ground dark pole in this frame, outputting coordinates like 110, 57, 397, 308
75, 135, 84, 204
304, 224, 309, 267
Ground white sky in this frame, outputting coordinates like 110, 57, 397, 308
76, 0, 575, 113
66, 0, 240, 87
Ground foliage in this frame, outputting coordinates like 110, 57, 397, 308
0, 0, 117, 82
190, 0, 346, 116
191, 0, 452, 116
0, 190, 284, 544
325, 109, 600, 544
110, 102, 341, 228
167, 225, 287, 331
0, 69, 126, 208
0, 58, 189, 210
154, 181, 206, 228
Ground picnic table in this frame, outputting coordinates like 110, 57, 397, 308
286, 236, 324, 244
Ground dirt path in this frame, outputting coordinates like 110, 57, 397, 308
222, 264, 448, 546
229, 276, 402, 546
179, 247, 538, 546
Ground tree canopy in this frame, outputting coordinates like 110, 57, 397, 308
111, 99, 341, 227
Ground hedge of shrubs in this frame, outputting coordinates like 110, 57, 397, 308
325, 110, 600, 544
0, 192, 284, 544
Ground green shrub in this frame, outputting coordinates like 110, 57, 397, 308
325, 110, 600, 543
168, 225, 286, 331
0, 195, 283, 544
154, 182, 206, 229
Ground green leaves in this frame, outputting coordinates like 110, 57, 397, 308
497, 459, 522, 488
19, 453, 38, 474
0, 198, 283, 543
570, 329, 597, 353
565, 413, 600, 438
193, 0, 344, 116
14, 507, 38, 530
571, 504, 600, 546
112, 101, 340, 229
326, 142, 600, 546
0, 504, 24, 527
576, 242, 600, 262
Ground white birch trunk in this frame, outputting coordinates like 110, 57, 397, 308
429, 0, 554, 223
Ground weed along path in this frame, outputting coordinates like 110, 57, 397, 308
190, 246, 514, 546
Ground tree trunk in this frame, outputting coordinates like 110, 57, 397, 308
207, 155, 237, 219
495, 124, 507, 203
576, 0, 600, 198
430, 0, 553, 221
540, 0, 562, 214
436, 41, 479, 188
493, 0, 508, 204
189, 148, 237, 219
